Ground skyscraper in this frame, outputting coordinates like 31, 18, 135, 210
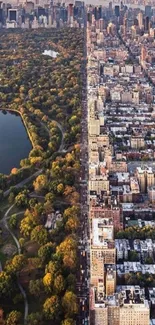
68, 3, 73, 25
137, 12, 143, 29
8, 8, 18, 21
145, 5, 152, 18
144, 16, 150, 32
115, 5, 120, 17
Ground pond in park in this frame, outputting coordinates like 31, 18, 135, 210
0, 111, 32, 174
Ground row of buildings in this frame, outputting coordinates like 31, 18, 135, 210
0, 0, 85, 28
87, 3, 155, 325
116, 238, 155, 262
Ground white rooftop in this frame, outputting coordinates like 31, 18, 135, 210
92, 218, 113, 246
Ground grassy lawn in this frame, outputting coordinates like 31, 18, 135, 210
1, 293, 24, 317
0, 198, 10, 219
0, 250, 7, 265
0, 198, 21, 219
10, 213, 25, 240
24, 240, 39, 257
27, 293, 43, 314
8, 205, 23, 216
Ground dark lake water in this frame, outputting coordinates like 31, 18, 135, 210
0, 111, 32, 175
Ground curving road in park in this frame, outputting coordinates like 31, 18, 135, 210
2, 206, 28, 324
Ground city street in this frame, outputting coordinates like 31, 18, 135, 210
76, 18, 89, 325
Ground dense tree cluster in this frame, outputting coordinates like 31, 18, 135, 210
5, 202, 80, 324
0, 27, 83, 190
118, 272, 155, 287
0, 27, 84, 324
116, 225, 155, 240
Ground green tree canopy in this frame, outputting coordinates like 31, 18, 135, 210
15, 190, 29, 207
43, 295, 60, 320
45, 260, 60, 276
31, 225, 49, 245
61, 319, 75, 325
54, 274, 65, 293
6, 310, 22, 325
43, 272, 53, 292
29, 279, 44, 297
5, 254, 26, 275
38, 242, 55, 262
0, 272, 14, 298
56, 235, 77, 269
9, 214, 18, 229
62, 291, 78, 317
33, 175, 48, 193
27, 312, 43, 325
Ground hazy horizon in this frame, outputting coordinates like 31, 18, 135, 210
0, 0, 148, 7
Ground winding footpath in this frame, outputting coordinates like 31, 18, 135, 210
37, 117, 65, 152
4, 169, 43, 198
2, 206, 28, 324
56, 120, 65, 152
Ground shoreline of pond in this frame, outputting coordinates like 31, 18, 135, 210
0, 110, 32, 175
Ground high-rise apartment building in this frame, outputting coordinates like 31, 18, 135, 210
105, 265, 116, 296
136, 166, 154, 193
89, 177, 109, 195
8, 8, 18, 21
141, 46, 147, 61
90, 215, 115, 291
89, 206, 122, 230
145, 5, 152, 18
0, 8, 3, 24
137, 12, 143, 29
115, 5, 120, 17
89, 119, 100, 136
148, 186, 155, 203
90, 286, 150, 325
68, 3, 73, 25
119, 286, 150, 325
144, 16, 150, 32
130, 136, 145, 149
